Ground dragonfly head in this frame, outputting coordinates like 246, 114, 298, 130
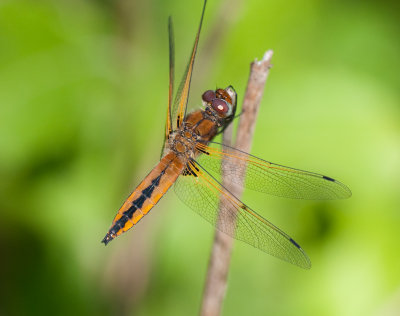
201, 86, 237, 123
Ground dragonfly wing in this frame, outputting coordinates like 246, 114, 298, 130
174, 159, 311, 269
165, 16, 174, 140
195, 142, 352, 200
171, 0, 207, 130
162, 16, 175, 158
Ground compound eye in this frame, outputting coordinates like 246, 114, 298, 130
211, 98, 229, 115
202, 90, 216, 103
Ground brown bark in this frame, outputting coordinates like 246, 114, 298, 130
200, 50, 274, 316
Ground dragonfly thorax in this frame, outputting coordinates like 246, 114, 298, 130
167, 126, 199, 161
166, 107, 221, 161
166, 86, 238, 161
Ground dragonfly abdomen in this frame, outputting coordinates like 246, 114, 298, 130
102, 152, 184, 245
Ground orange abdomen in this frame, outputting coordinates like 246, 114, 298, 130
102, 152, 184, 245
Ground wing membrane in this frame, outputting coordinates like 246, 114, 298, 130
166, 16, 174, 139
195, 142, 352, 200
175, 159, 311, 269
171, 0, 207, 129
162, 17, 175, 157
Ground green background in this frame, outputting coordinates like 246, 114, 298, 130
1, 0, 399, 315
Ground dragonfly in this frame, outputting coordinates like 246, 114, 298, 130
102, 0, 351, 269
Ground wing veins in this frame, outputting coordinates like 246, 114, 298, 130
186, 159, 311, 268
196, 142, 351, 199
171, 0, 207, 129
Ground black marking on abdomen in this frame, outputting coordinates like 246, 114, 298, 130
322, 175, 335, 182
102, 166, 166, 245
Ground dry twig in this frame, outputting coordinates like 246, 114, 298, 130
200, 50, 274, 316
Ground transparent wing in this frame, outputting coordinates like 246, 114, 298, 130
165, 16, 175, 140
171, 0, 207, 130
195, 142, 352, 200
174, 159, 311, 269
162, 16, 175, 158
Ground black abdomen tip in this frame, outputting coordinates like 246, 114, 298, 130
102, 233, 114, 246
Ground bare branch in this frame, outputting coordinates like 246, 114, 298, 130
200, 50, 274, 316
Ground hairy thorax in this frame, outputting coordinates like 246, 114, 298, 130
166, 109, 219, 163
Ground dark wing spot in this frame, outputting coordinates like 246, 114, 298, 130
322, 175, 335, 182
187, 164, 198, 177
290, 238, 301, 249
182, 167, 190, 176
197, 147, 210, 155
191, 162, 200, 172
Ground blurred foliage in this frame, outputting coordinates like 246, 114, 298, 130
0, 0, 399, 315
